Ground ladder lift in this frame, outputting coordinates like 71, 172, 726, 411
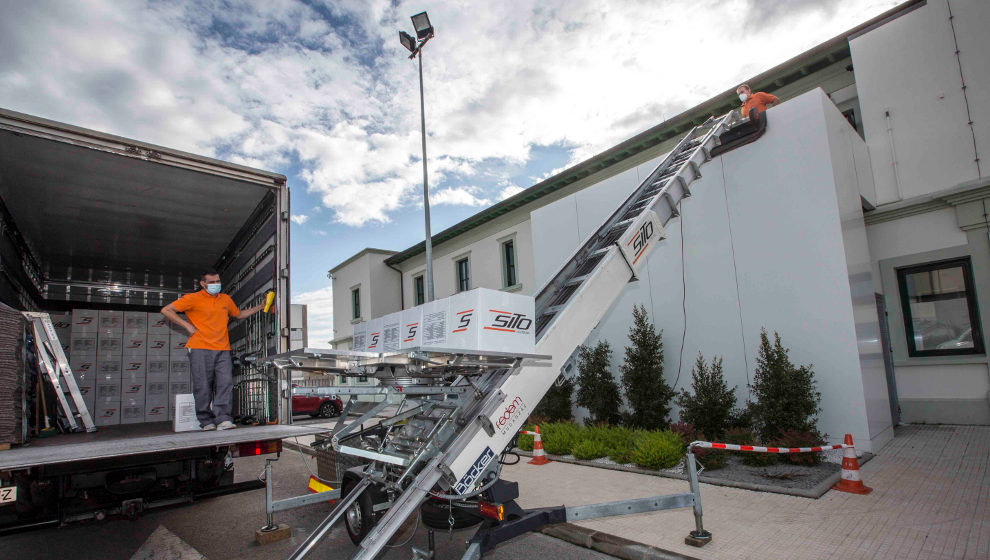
266, 113, 735, 559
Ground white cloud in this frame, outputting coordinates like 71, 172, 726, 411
497, 184, 525, 201
290, 214, 309, 225
293, 285, 334, 346
430, 186, 491, 207
0, 0, 900, 227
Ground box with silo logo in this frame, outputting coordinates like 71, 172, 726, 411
381, 312, 402, 352
351, 321, 368, 352
94, 397, 120, 426
121, 402, 145, 425
440, 288, 535, 355
121, 375, 146, 404
51, 312, 72, 356
69, 355, 96, 377
124, 311, 148, 332
97, 329, 123, 356
71, 309, 99, 333
364, 318, 383, 352
96, 380, 121, 400
147, 357, 169, 381
98, 310, 123, 331
146, 333, 170, 356
399, 307, 423, 350
145, 394, 169, 422
70, 334, 97, 357
419, 298, 449, 348
75, 371, 97, 412
95, 358, 122, 384
122, 332, 147, 356
146, 380, 168, 397
147, 312, 170, 334
170, 359, 191, 381
122, 357, 147, 378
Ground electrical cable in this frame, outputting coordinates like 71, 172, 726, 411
720, 158, 751, 394
292, 436, 338, 485
673, 199, 687, 390
384, 512, 421, 548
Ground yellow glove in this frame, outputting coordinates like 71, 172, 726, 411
263, 290, 276, 313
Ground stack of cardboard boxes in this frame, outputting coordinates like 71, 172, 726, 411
42, 309, 193, 427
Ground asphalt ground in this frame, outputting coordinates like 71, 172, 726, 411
2, 447, 617, 560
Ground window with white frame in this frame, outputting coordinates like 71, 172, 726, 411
897, 258, 984, 357
414, 274, 425, 305
351, 287, 361, 320
501, 239, 518, 288
456, 257, 470, 292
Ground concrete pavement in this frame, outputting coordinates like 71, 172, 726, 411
502, 424, 990, 560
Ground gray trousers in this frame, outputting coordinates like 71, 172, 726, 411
188, 349, 233, 426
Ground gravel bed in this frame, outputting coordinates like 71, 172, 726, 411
697, 455, 840, 490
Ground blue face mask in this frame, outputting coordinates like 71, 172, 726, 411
206, 283, 222, 295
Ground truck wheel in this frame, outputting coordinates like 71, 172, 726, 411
343, 479, 375, 545
319, 401, 339, 419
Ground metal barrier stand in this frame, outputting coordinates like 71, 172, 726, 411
258, 455, 343, 539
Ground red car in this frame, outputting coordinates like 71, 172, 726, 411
292, 386, 343, 418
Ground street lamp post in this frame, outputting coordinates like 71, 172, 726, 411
400, 12, 436, 302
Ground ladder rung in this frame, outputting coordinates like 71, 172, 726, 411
565, 274, 590, 287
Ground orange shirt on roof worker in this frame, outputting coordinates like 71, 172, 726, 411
170, 289, 240, 350
736, 83, 779, 118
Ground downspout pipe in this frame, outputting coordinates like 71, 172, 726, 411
386, 261, 404, 310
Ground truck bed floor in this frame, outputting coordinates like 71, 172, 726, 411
0, 423, 327, 470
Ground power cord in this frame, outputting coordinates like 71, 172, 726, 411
674, 199, 687, 389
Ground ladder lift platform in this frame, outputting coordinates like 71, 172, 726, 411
268, 114, 743, 558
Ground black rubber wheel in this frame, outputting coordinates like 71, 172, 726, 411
318, 401, 339, 419
419, 499, 483, 530
343, 479, 376, 545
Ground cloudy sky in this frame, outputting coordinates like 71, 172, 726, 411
0, 0, 900, 344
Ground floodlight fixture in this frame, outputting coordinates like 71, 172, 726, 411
399, 31, 417, 53
411, 11, 433, 40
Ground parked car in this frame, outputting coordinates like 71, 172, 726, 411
292, 386, 344, 418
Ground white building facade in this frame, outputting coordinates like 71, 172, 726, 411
329, 0, 990, 444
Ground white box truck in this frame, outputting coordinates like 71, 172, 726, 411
0, 108, 322, 531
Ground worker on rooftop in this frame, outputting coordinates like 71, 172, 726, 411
161, 270, 270, 431
736, 84, 780, 119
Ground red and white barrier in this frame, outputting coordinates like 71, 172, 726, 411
689, 441, 851, 454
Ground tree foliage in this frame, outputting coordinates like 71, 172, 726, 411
677, 353, 737, 440
748, 329, 823, 442
575, 341, 623, 425
533, 377, 574, 422
620, 305, 675, 429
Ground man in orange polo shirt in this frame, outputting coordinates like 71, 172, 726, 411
161, 269, 268, 431
736, 83, 779, 119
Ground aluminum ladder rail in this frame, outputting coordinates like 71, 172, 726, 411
24, 312, 97, 433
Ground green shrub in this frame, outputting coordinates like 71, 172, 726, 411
533, 377, 574, 422
575, 342, 623, 425
748, 330, 823, 443
723, 427, 776, 466
540, 422, 583, 456
572, 438, 611, 460
621, 305, 675, 429
774, 429, 824, 466
677, 353, 737, 440
631, 431, 683, 470
604, 426, 641, 464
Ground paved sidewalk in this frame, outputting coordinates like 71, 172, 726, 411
502, 425, 990, 560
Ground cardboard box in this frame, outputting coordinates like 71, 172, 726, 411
96, 382, 121, 400
170, 359, 191, 380
71, 309, 99, 333
169, 380, 192, 396
145, 394, 169, 422
169, 326, 190, 343
170, 349, 189, 363
98, 310, 123, 330
400, 307, 423, 350
381, 312, 402, 352
123, 312, 148, 332
420, 298, 449, 348
365, 318, 383, 352
122, 357, 147, 377
169, 337, 189, 353
146, 380, 168, 396
69, 355, 96, 376
94, 397, 120, 426
70, 334, 98, 356
97, 330, 123, 355
50, 312, 72, 331
122, 332, 147, 356
172, 394, 199, 432
147, 312, 170, 334
75, 371, 97, 412
96, 358, 122, 377
351, 322, 368, 352
121, 403, 145, 424
147, 358, 169, 381
121, 377, 146, 402
146, 333, 170, 356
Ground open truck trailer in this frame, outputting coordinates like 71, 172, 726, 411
0, 108, 324, 532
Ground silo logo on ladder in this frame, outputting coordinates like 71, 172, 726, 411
626, 220, 655, 265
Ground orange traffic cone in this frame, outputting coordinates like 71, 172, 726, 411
528, 425, 550, 465
832, 434, 872, 494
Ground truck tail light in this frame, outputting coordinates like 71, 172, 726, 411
231, 439, 282, 457
477, 501, 504, 521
